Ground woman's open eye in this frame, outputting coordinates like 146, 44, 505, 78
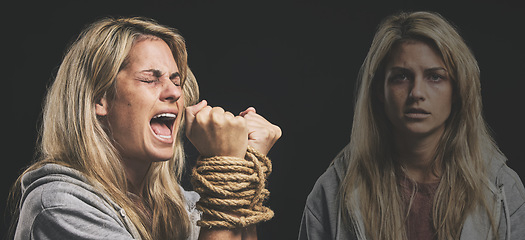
429, 73, 445, 82
390, 73, 408, 83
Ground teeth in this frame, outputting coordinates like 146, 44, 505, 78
153, 113, 176, 119
157, 134, 171, 139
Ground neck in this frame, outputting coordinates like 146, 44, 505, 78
122, 158, 151, 196
394, 129, 443, 183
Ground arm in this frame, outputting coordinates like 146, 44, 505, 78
198, 226, 257, 240
186, 100, 281, 240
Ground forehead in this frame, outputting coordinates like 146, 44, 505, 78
126, 38, 178, 72
386, 39, 445, 68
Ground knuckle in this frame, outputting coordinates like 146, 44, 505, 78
195, 114, 205, 124
233, 116, 247, 126
195, 106, 213, 124
271, 125, 282, 138
211, 106, 225, 114
224, 111, 235, 118
209, 108, 225, 122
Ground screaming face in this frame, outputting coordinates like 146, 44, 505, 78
96, 37, 184, 172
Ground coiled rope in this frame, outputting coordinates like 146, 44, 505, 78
191, 146, 274, 228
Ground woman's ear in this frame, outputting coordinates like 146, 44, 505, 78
95, 95, 109, 117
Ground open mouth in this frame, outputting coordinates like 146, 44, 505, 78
150, 113, 176, 140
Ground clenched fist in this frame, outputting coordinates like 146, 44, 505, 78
240, 107, 282, 156
185, 100, 282, 158
185, 100, 248, 158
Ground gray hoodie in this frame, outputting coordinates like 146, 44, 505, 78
15, 164, 201, 240
299, 149, 525, 240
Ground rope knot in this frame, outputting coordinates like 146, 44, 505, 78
191, 146, 274, 229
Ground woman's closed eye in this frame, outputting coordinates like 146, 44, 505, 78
169, 73, 181, 87
139, 77, 160, 84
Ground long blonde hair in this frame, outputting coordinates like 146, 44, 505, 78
10, 17, 199, 240
340, 11, 504, 239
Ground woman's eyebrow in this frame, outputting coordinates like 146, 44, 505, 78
140, 69, 164, 77
388, 66, 446, 72
424, 67, 447, 74
139, 69, 180, 79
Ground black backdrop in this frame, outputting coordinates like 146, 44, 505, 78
3, 0, 524, 239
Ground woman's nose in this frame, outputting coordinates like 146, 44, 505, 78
160, 78, 182, 103
409, 77, 426, 101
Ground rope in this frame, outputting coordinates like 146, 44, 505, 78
191, 146, 274, 229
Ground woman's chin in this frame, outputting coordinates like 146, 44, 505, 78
145, 142, 174, 162
148, 150, 174, 162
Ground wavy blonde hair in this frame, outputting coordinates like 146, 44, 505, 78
10, 17, 199, 239
340, 11, 504, 239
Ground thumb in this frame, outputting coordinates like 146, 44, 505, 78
239, 107, 256, 117
185, 100, 207, 126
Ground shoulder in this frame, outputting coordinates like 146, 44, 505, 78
15, 164, 133, 240
19, 164, 118, 216
305, 149, 347, 210
305, 162, 341, 213
300, 149, 348, 240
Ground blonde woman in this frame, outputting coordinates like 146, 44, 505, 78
10, 17, 281, 239
299, 11, 524, 240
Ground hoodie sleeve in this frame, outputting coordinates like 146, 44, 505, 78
15, 178, 135, 240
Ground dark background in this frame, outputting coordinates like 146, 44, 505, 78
3, 0, 524, 239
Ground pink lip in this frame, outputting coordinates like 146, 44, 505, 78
404, 108, 430, 119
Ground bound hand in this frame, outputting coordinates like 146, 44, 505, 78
185, 100, 248, 158
240, 107, 282, 156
